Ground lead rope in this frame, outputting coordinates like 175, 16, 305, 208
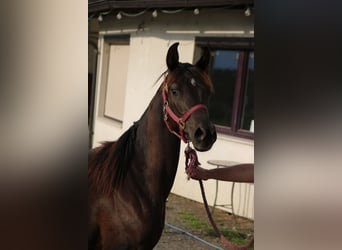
185, 144, 254, 250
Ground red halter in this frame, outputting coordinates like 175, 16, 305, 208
162, 86, 208, 143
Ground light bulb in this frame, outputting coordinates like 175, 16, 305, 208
194, 8, 199, 15
245, 7, 251, 17
116, 12, 122, 20
152, 10, 158, 18
98, 15, 103, 22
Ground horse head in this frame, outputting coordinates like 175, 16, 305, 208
163, 42, 217, 151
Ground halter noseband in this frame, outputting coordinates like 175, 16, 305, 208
162, 83, 208, 143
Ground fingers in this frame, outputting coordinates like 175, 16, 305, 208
187, 166, 207, 180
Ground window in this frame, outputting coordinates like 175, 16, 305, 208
99, 35, 130, 124
194, 37, 254, 140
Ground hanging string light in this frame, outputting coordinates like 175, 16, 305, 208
161, 8, 184, 14
95, 8, 113, 22
90, 5, 248, 22
94, 8, 184, 22
121, 9, 147, 17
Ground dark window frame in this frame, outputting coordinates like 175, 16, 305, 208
195, 37, 254, 140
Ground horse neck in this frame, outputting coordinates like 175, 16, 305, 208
136, 87, 181, 202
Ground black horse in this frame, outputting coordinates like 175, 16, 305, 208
88, 43, 216, 250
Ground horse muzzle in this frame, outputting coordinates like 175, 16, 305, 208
191, 122, 217, 152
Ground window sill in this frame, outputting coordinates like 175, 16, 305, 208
215, 125, 254, 141
217, 133, 254, 146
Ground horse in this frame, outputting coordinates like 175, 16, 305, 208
88, 42, 217, 250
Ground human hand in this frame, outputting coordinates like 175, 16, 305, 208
186, 166, 209, 180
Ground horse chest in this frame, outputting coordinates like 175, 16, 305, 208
93, 194, 165, 250
114, 196, 165, 231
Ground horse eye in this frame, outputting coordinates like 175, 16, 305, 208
191, 78, 196, 86
171, 89, 179, 96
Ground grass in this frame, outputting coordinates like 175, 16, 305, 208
179, 210, 253, 249
207, 228, 252, 247
178, 211, 208, 229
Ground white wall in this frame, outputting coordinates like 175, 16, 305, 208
92, 9, 254, 219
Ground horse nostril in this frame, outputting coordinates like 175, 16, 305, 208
194, 127, 206, 141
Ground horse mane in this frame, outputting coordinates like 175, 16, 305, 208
88, 123, 138, 196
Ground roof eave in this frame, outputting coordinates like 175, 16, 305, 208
89, 0, 254, 14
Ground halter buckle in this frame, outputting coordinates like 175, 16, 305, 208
178, 120, 185, 129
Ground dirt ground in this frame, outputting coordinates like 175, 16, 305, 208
154, 193, 254, 250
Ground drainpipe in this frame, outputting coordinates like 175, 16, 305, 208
88, 41, 98, 149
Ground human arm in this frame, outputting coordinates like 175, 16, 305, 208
189, 164, 254, 183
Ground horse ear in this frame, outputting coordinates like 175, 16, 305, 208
195, 47, 211, 72
166, 42, 179, 71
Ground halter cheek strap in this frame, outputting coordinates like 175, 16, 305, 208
162, 87, 208, 143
